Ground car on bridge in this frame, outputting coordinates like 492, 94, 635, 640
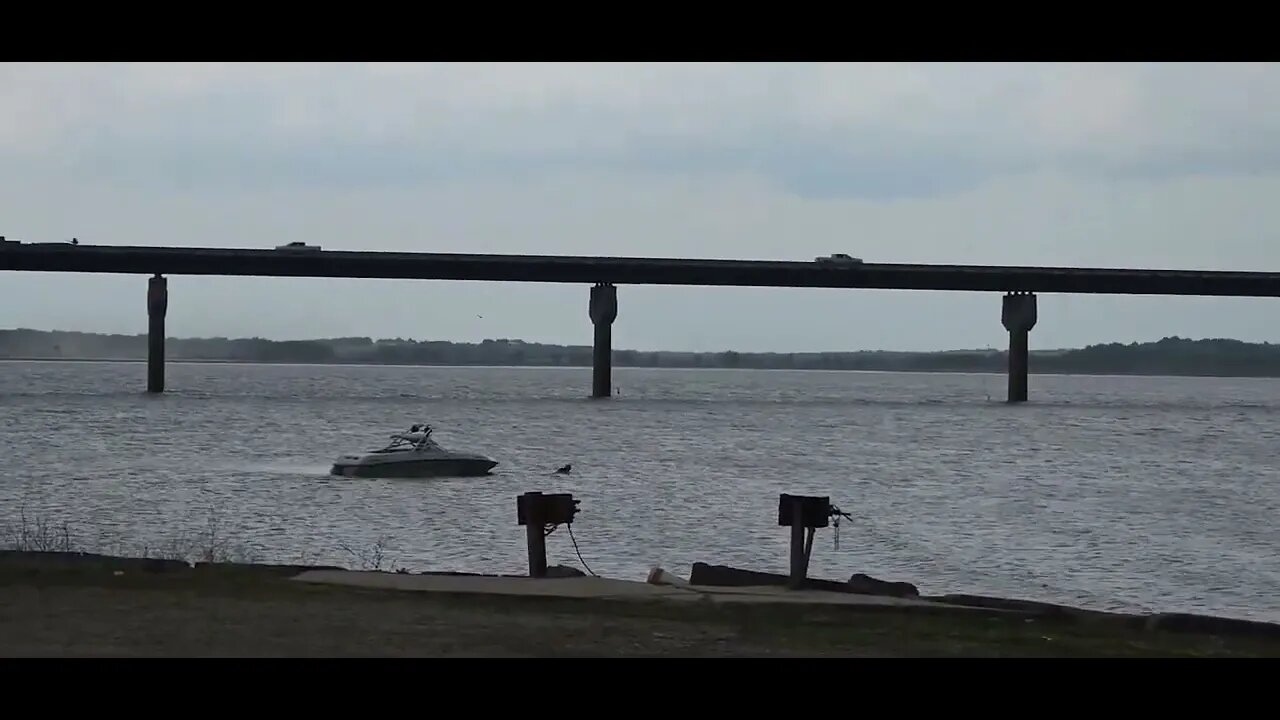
815, 253, 863, 265
274, 241, 322, 252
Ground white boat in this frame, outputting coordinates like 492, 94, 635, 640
330, 424, 499, 478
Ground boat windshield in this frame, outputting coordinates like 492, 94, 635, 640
373, 426, 439, 453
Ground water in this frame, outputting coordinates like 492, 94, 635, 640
1, 360, 1278, 623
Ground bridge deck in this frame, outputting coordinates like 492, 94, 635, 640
3, 243, 1279, 297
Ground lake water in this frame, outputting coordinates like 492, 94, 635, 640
1, 360, 1278, 623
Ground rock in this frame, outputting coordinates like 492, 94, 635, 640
846, 573, 920, 598
418, 570, 533, 579
1144, 612, 1280, 640
689, 562, 848, 592
688, 562, 924, 597
690, 562, 785, 587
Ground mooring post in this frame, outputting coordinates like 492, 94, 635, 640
789, 500, 806, 588
588, 282, 618, 399
778, 493, 831, 590
517, 491, 581, 578
146, 274, 168, 394
1001, 291, 1037, 403
518, 491, 548, 578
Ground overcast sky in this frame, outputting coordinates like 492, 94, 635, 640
3, 62, 1280, 352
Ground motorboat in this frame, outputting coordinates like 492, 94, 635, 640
330, 424, 499, 478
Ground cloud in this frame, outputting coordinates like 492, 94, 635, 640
5, 62, 1279, 199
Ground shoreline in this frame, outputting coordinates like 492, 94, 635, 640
4, 503, 1276, 655
5, 545, 1278, 633
3, 356, 1280, 381
2, 549, 1278, 656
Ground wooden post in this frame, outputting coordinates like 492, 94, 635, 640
788, 500, 806, 589
518, 491, 548, 578
526, 522, 547, 579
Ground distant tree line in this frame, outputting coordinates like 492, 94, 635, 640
2, 329, 1280, 377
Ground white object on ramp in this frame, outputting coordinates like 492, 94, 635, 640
646, 566, 689, 587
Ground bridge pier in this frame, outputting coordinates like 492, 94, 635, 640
147, 274, 167, 394
1001, 292, 1037, 403
589, 283, 617, 399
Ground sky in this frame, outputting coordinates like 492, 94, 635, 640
3, 61, 1280, 353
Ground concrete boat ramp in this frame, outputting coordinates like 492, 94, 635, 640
287, 568, 1280, 641
289, 569, 989, 613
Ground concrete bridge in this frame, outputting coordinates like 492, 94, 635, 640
5, 240, 1280, 402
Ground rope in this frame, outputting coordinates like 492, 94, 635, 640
566, 524, 598, 577
542, 522, 599, 577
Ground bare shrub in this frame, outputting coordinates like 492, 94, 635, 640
339, 535, 397, 571
1, 507, 76, 553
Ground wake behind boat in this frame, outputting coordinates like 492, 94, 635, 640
330, 424, 499, 478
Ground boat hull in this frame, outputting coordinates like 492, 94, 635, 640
330, 457, 498, 479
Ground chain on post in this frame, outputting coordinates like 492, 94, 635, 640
829, 503, 852, 551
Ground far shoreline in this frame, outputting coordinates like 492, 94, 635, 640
7, 330, 1280, 380
4, 355, 1280, 382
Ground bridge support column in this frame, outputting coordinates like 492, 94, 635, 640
1001, 292, 1037, 403
147, 274, 168, 394
589, 283, 617, 399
